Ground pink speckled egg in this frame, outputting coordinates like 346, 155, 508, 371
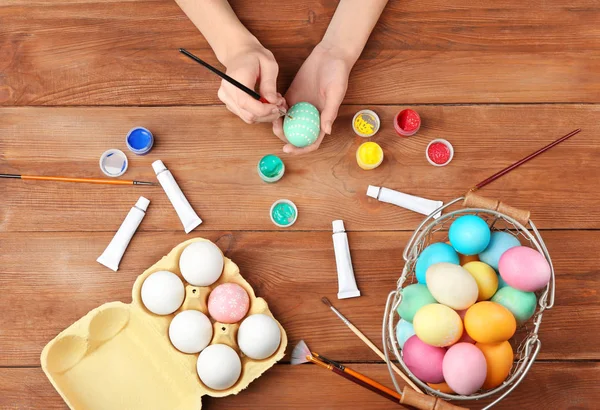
208, 283, 250, 324
498, 246, 551, 292
402, 335, 446, 383
443, 343, 487, 395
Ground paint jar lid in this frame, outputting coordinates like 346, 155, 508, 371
99, 149, 128, 177
257, 154, 285, 183
126, 127, 154, 155
426, 139, 454, 167
270, 199, 298, 228
352, 109, 380, 137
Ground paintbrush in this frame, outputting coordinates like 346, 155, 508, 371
179, 48, 291, 119
0, 174, 155, 186
292, 341, 468, 410
321, 297, 423, 393
291, 340, 401, 404
471, 128, 581, 191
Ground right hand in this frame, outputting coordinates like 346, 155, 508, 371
218, 40, 285, 124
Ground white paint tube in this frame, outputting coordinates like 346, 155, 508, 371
153, 160, 202, 233
332, 220, 360, 299
367, 185, 443, 219
97, 196, 149, 271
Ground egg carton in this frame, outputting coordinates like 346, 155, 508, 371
41, 238, 288, 410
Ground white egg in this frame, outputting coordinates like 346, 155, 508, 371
237, 314, 281, 360
426, 263, 478, 310
179, 241, 224, 286
140, 270, 185, 315
196, 344, 241, 390
169, 310, 213, 354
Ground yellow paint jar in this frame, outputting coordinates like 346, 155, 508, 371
356, 142, 384, 170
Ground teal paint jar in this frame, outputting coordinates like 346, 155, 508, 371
257, 154, 285, 183
270, 199, 298, 228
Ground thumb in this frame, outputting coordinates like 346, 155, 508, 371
258, 55, 279, 103
320, 86, 345, 135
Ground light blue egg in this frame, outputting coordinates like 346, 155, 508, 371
283, 102, 320, 148
497, 274, 509, 289
449, 215, 491, 256
415, 242, 460, 284
491, 286, 537, 324
396, 284, 437, 322
479, 231, 521, 270
396, 319, 416, 349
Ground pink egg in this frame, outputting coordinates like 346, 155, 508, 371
208, 283, 250, 324
456, 310, 475, 344
403, 336, 446, 383
443, 343, 487, 395
498, 246, 551, 292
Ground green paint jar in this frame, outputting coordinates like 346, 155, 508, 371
270, 199, 298, 228
257, 154, 285, 183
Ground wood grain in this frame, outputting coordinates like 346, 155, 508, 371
0, 363, 598, 409
1, 1, 599, 105
1, 105, 598, 232
0, 230, 597, 366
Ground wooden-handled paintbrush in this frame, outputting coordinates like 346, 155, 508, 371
0, 174, 155, 186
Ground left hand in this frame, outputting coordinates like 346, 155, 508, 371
273, 42, 352, 155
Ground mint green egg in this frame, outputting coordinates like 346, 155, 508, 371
491, 286, 537, 324
396, 284, 437, 323
283, 102, 320, 148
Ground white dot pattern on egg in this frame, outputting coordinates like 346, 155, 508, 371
283, 102, 320, 148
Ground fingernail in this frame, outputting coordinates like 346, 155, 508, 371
283, 145, 292, 154
272, 108, 280, 114
325, 121, 333, 135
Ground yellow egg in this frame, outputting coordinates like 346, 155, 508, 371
413, 304, 463, 347
427, 382, 455, 394
464, 302, 516, 343
463, 261, 498, 301
476, 341, 514, 389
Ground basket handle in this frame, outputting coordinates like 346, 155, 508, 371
464, 192, 530, 226
400, 387, 469, 410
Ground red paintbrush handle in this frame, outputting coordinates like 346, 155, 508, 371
258, 96, 269, 104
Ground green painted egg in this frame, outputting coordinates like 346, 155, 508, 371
491, 286, 537, 324
283, 102, 320, 148
396, 283, 437, 323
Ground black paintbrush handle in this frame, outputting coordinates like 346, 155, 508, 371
0, 174, 21, 179
179, 48, 261, 101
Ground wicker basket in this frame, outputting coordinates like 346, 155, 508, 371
382, 193, 555, 409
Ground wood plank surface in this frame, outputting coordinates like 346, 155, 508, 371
1, 230, 597, 366
1, 1, 599, 105
0, 363, 598, 409
1, 105, 598, 232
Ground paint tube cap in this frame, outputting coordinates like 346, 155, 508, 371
152, 160, 167, 174
366, 185, 381, 199
135, 196, 150, 212
99, 149, 128, 177
332, 220, 345, 234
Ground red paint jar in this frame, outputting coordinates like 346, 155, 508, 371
394, 109, 421, 137
426, 139, 454, 167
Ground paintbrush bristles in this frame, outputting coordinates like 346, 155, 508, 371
291, 340, 312, 365
321, 297, 333, 308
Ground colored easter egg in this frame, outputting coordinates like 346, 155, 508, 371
463, 261, 499, 301
413, 304, 463, 347
499, 246, 551, 292
449, 215, 491, 256
396, 284, 437, 323
396, 319, 416, 348
456, 309, 476, 344
415, 243, 460, 284
464, 302, 516, 343
283, 102, 320, 148
426, 263, 478, 310
476, 341, 514, 390
491, 286, 537, 324
479, 231, 521, 270
443, 343, 487, 395
403, 335, 446, 383
427, 382, 455, 394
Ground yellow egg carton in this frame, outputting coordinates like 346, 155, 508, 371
41, 238, 288, 410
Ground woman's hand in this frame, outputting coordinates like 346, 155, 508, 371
219, 40, 286, 124
273, 42, 352, 155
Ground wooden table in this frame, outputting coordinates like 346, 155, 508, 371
1, 1, 599, 409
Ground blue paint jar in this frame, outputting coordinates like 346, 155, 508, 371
126, 127, 154, 155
